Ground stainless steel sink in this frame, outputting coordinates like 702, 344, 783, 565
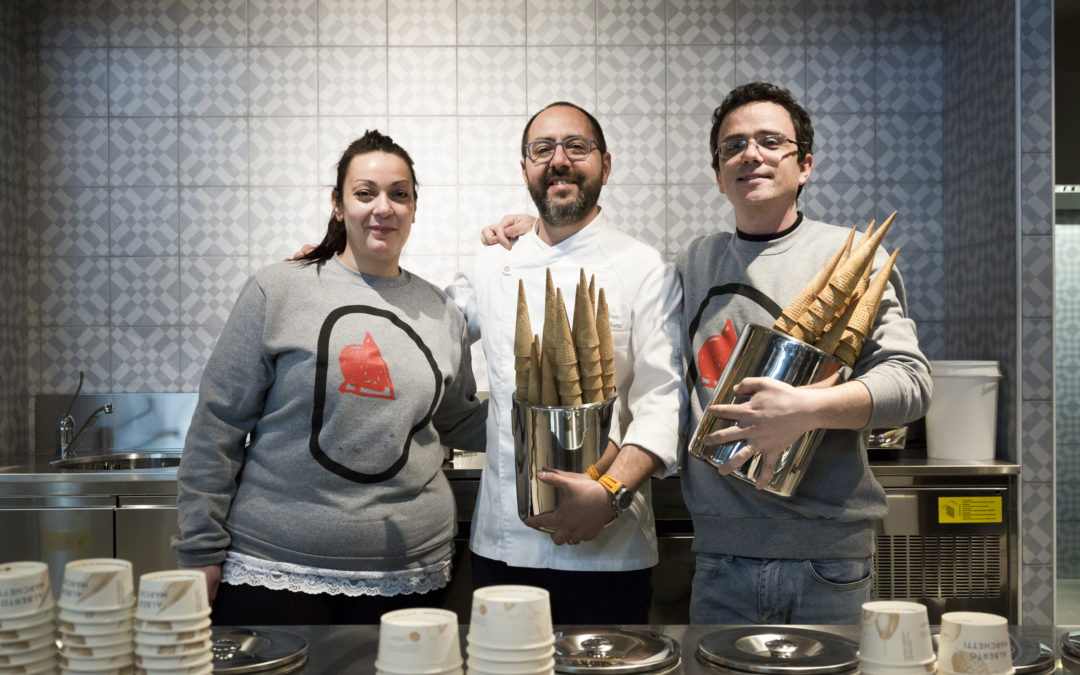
50, 451, 183, 471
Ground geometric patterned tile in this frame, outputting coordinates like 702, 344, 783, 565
894, 247, 944, 323
1021, 153, 1052, 236
913, 320, 944, 360
1022, 482, 1054, 566
108, 48, 179, 116
604, 115, 665, 185
180, 256, 249, 324
34, 117, 110, 187
812, 113, 874, 182
39, 47, 109, 116
40, 326, 112, 394
805, 44, 875, 115
110, 187, 179, 256
38, 257, 111, 327
526, 46, 596, 113
1021, 400, 1053, 483
666, 183, 732, 257
1021, 317, 1053, 401
110, 256, 180, 326
804, 0, 875, 44
248, 186, 320, 256
666, 0, 735, 45
597, 0, 664, 45
318, 0, 386, 46
876, 44, 942, 113
735, 45, 806, 105
458, 47, 526, 116
387, 0, 455, 46
108, 0, 179, 47
388, 47, 457, 115
800, 182, 876, 229
736, 0, 805, 44
1021, 564, 1053, 625
179, 187, 249, 256
249, 0, 316, 47
526, 0, 595, 45
1020, 70, 1052, 154
178, 0, 247, 47
666, 114, 715, 184
28, 187, 110, 257
457, 0, 525, 46
403, 185, 457, 256
1021, 235, 1052, 318
316, 115, 390, 189
387, 116, 458, 186
180, 324, 225, 391
602, 184, 666, 252
597, 46, 665, 115
249, 117, 318, 186
249, 47, 318, 116
875, 183, 943, 250
318, 47, 387, 116
109, 117, 179, 186
179, 117, 247, 186
876, 113, 942, 184
457, 116, 526, 186
38, 0, 109, 48
111, 326, 181, 392
666, 45, 736, 115
874, 0, 941, 44
179, 47, 247, 116
1019, 0, 1052, 71
455, 186, 533, 255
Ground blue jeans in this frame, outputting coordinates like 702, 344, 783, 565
690, 553, 873, 625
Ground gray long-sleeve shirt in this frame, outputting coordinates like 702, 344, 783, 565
174, 257, 487, 572
678, 216, 932, 559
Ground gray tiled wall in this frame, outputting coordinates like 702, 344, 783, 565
1057, 222, 1080, 579
0, 1, 29, 467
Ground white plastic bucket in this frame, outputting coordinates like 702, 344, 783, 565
925, 360, 1001, 460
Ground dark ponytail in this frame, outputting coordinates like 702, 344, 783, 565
296, 129, 419, 267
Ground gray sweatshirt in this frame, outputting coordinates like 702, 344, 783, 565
174, 257, 487, 572
678, 216, 932, 559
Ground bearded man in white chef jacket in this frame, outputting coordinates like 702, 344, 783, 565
447, 101, 685, 625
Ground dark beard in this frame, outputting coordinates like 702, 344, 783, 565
527, 169, 603, 228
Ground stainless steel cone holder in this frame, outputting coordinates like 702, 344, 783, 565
688, 323, 844, 497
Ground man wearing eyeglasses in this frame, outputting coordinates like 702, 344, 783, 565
448, 101, 684, 624
680, 82, 931, 624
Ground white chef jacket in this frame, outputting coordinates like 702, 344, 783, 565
447, 212, 685, 571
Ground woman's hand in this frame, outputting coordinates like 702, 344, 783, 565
480, 214, 536, 249
187, 564, 223, 604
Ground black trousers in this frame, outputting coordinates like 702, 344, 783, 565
470, 551, 652, 625
211, 581, 448, 625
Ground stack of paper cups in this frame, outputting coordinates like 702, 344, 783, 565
57, 558, 135, 674
465, 586, 555, 675
133, 571, 212, 675
374, 608, 462, 675
859, 601, 936, 675
0, 561, 59, 675
937, 612, 1015, 675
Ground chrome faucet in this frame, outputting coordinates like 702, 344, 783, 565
59, 403, 113, 460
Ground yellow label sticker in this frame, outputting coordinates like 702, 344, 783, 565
42, 531, 91, 554
938, 496, 1002, 523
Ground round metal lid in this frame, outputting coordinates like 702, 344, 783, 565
1008, 634, 1054, 675
210, 626, 308, 674
554, 628, 681, 673
1063, 630, 1080, 659
697, 627, 859, 675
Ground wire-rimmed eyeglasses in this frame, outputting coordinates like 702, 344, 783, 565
523, 136, 599, 164
714, 134, 801, 161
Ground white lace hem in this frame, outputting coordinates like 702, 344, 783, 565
221, 551, 451, 598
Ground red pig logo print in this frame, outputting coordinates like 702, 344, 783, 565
338, 332, 395, 400
697, 318, 738, 388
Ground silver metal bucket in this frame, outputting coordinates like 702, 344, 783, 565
512, 394, 616, 530
688, 323, 845, 497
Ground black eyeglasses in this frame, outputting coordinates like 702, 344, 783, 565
523, 136, 599, 164
714, 134, 801, 161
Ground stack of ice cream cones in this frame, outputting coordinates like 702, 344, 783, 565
514, 268, 615, 407
772, 211, 901, 367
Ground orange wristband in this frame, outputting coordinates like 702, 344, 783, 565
586, 465, 600, 480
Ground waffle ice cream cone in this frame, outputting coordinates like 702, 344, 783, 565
573, 279, 604, 403
554, 289, 583, 405
774, 223, 856, 335
514, 279, 533, 400
526, 336, 541, 405
834, 247, 900, 366
541, 268, 557, 367
595, 288, 616, 399
540, 346, 559, 406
